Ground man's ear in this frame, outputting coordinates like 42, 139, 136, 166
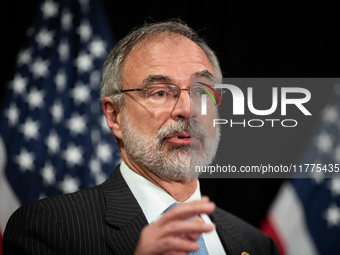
102, 97, 122, 139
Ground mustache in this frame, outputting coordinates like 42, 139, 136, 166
157, 119, 207, 144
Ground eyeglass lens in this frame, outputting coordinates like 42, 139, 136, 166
145, 84, 222, 107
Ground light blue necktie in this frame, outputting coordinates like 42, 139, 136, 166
165, 202, 209, 255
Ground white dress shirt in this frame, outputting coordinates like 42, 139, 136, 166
120, 161, 226, 254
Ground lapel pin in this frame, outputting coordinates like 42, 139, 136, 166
241, 252, 249, 255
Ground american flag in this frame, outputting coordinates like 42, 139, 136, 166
262, 85, 340, 254
0, 0, 120, 245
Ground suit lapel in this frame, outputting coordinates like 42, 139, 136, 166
101, 167, 253, 255
101, 166, 148, 255
210, 208, 249, 255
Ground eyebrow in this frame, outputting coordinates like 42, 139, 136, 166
140, 75, 173, 89
139, 70, 214, 89
191, 70, 214, 79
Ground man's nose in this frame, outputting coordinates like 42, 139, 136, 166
171, 89, 191, 120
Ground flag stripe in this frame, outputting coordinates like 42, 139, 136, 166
267, 182, 318, 255
262, 86, 340, 254
261, 216, 286, 255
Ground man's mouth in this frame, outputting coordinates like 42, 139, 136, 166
166, 132, 200, 145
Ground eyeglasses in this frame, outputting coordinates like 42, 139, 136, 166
119, 83, 224, 108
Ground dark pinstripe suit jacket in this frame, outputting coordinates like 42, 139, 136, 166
3, 166, 279, 255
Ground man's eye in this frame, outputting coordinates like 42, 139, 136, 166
192, 88, 206, 96
148, 90, 168, 99
156, 91, 165, 97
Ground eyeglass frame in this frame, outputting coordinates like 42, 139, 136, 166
116, 83, 223, 107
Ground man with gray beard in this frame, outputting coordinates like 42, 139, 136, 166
3, 21, 279, 255
120, 107, 220, 181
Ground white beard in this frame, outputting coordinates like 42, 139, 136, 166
120, 108, 220, 181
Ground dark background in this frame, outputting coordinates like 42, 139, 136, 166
1, 1, 339, 227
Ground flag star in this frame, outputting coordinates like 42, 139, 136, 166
35, 28, 55, 49
25, 87, 45, 110
58, 39, 69, 62
314, 131, 333, 154
45, 130, 60, 155
91, 128, 101, 142
323, 203, 340, 228
61, 9, 73, 31
41, 0, 59, 19
328, 178, 340, 197
89, 70, 101, 89
62, 143, 84, 168
17, 48, 32, 66
75, 51, 94, 73
77, 20, 92, 42
41, 161, 56, 185
94, 172, 107, 185
30, 57, 50, 79
14, 148, 36, 172
54, 68, 67, 92
322, 105, 338, 125
65, 112, 87, 136
19, 117, 41, 141
70, 81, 91, 105
89, 38, 107, 58
311, 168, 325, 185
89, 157, 101, 174
97, 143, 112, 163
90, 157, 107, 185
4, 103, 20, 127
58, 174, 80, 193
10, 74, 28, 97
50, 99, 64, 124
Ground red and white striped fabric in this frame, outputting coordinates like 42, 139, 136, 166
262, 181, 318, 255
262, 92, 340, 255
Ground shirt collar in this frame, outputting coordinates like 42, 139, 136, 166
120, 161, 201, 223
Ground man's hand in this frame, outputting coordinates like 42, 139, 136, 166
134, 196, 215, 255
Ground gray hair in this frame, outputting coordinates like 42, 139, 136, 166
100, 20, 222, 107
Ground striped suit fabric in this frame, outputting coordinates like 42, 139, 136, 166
3, 165, 279, 255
